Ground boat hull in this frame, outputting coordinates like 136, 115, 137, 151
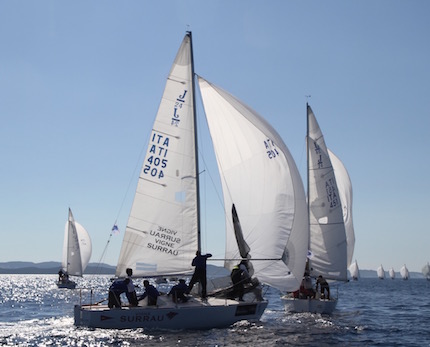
281, 295, 337, 314
74, 296, 268, 329
56, 280, 77, 289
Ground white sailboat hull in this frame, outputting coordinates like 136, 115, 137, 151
74, 296, 268, 329
281, 295, 337, 315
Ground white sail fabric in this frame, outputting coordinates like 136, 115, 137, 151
62, 209, 92, 276
349, 259, 359, 279
76, 222, 92, 273
198, 77, 308, 292
307, 105, 348, 281
116, 33, 198, 277
422, 263, 430, 279
400, 265, 409, 279
377, 265, 385, 279
389, 267, 395, 279
328, 149, 355, 268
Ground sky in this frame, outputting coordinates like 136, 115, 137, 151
1, 1, 429, 273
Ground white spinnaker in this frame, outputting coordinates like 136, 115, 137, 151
400, 265, 409, 279
329, 149, 355, 268
377, 265, 385, 279
307, 105, 348, 281
116, 33, 198, 277
349, 259, 359, 279
76, 221, 92, 273
199, 76, 308, 292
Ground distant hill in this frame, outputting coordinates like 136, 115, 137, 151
0, 261, 116, 274
0, 262, 425, 279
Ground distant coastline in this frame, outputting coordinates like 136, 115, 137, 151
0, 261, 116, 275
0, 261, 425, 278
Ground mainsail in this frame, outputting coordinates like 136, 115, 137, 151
198, 77, 308, 292
62, 208, 92, 276
307, 105, 348, 281
116, 34, 198, 277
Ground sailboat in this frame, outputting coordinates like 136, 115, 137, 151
389, 267, 395, 279
377, 265, 385, 279
422, 262, 430, 280
400, 264, 409, 280
74, 32, 306, 330
349, 260, 359, 280
57, 208, 92, 289
282, 104, 350, 314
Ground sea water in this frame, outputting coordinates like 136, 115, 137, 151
0, 274, 429, 346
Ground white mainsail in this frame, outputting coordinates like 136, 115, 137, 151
377, 265, 385, 279
116, 34, 198, 277
400, 264, 409, 280
389, 267, 395, 279
307, 105, 348, 281
329, 149, 355, 267
349, 259, 359, 280
62, 208, 92, 276
198, 77, 308, 292
422, 262, 430, 280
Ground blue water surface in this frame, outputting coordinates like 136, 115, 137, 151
0, 275, 429, 346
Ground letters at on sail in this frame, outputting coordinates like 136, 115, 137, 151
115, 35, 198, 278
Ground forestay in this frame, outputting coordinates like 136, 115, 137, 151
307, 105, 347, 281
116, 35, 198, 277
198, 77, 308, 292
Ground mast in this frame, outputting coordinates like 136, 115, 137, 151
187, 31, 201, 252
305, 103, 311, 273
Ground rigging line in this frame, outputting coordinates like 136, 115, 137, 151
209, 258, 282, 261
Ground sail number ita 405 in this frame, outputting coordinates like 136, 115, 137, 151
143, 132, 169, 179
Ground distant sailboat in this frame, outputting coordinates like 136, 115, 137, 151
57, 208, 92, 289
389, 267, 395, 279
377, 265, 385, 279
349, 260, 359, 280
422, 262, 430, 280
282, 104, 350, 314
400, 264, 409, 280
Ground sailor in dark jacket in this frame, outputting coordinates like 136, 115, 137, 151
138, 280, 160, 306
